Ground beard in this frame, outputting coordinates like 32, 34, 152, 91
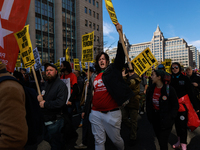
45, 73, 57, 82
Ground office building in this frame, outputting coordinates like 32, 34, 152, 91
189, 45, 199, 68
76, 0, 103, 60
26, 0, 103, 65
129, 26, 194, 67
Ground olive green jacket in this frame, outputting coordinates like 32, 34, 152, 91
123, 73, 141, 109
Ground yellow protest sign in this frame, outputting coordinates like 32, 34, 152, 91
66, 48, 70, 62
14, 25, 35, 68
105, 0, 118, 24
146, 68, 152, 77
15, 53, 21, 67
131, 48, 157, 76
82, 31, 94, 62
74, 58, 80, 71
165, 59, 171, 67
111, 58, 115, 63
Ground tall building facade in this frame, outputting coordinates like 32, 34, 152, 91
189, 45, 199, 68
129, 26, 194, 67
26, 0, 76, 64
76, 0, 103, 60
26, 0, 103, 65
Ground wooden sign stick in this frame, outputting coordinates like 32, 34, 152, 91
32, 66, 41, 95
39, 68, 44, 81
118, 30, 132, 70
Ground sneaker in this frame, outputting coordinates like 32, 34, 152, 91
140, 111, 144, 115
74, 143, 87, 149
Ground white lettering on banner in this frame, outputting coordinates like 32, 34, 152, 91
0, 0, 14, 49
0, 59, 8, 65
0, 52, 6, 58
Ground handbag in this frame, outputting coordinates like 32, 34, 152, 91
178, 94, 200, 131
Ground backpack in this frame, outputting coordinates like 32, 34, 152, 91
0, 76, 43, 145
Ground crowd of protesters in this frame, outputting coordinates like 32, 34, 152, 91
1, 23, 200, 150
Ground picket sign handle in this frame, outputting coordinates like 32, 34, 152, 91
39, 68, 44, 80
87, 62, 90, 81
32, 66, 41, 95
117, 30, 132, 70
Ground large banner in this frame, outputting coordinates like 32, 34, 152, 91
105, 0, 118, 24
82, 31, 94, 62
132, 48, 157, 76
0, 0, 31, 72
33, 47, 42, 71
14, 25, 35, 68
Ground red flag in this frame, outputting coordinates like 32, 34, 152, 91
0, 0, 31, 72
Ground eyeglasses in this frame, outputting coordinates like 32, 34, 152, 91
172, 66, 179, 69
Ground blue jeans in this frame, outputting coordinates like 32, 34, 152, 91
44, 118, 64, 150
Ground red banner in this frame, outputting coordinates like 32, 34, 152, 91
0, 0, 31, 72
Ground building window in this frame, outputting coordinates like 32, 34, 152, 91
48, 5, 53, 18
89, 9, 91, 15
85, 20, 88, 26
97, 13, 99, 19
89, 0, 91, 3
93, 11, 95, 18
96, 1, 99, 8
97, 25, 99, 31
35, 17, 41, 30
35, 0, 41, 14
42, 3, 48, 16
93, 23, 96, 30
89, 21, 92, 28
85, 7, 87, 13
93, 0, 95, 5
94, 35, 96, 42
97, 36, 99, 42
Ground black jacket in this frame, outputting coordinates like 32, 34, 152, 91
146, 84, 179, 129
83, 42, 134, 115
102, 42, 135, 106
42, 77, 68, 122
188, 73, 200, 97
170, 73, 199, 110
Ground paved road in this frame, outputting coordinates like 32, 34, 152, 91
27, 112, 200, 150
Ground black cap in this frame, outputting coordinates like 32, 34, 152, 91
44, 63, 58, 71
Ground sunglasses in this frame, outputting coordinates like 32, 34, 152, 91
172, 66, 179, 69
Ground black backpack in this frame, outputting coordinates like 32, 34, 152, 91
0, 76, 43, 145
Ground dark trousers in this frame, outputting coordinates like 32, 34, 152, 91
82, 112, 95, 148
175, 111, 188, 144
44, 118, 64, 150
152, 112, 173, 150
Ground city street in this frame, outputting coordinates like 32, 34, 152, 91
30, 112, 200, 150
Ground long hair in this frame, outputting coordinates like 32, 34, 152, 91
95, 52, 109, 74
62, 61, 72, 73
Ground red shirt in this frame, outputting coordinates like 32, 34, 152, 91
92, 72, 118, 111
152, 87, 161, 110
60, 73, 77, 94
